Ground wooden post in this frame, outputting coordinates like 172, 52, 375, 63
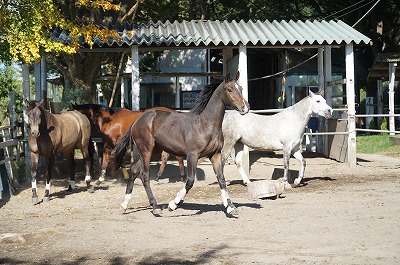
22, 64, 31, 181
175, 76, 180, 109
345, 44, 357, 169
388, 63, 397, 135
131, 45, 140, 110
238, 44, 250, 176
377, 79, 383, 128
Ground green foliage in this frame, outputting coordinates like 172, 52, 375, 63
380, 117, 388, 132
357, 135, 400, 157
0, 64, 23, 125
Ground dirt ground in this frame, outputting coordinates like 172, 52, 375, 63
0, 150, 399, 265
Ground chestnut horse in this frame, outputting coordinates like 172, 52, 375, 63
112, 72, 250, 216
72, 105, 185, 185
25, 99, 93, 204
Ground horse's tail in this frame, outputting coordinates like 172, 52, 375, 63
111, 123, 134, 172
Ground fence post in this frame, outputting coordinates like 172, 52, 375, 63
22, 64, 31, 181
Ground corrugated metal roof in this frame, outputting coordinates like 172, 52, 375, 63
51, 19, 371, 48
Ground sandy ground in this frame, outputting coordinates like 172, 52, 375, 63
0, 151, 399, 265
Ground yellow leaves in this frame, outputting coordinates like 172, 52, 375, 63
77, 0, 121, 12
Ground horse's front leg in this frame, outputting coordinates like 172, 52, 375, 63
154, 151, 168, 182
30, 152, 40, 204
96, 143, 112, 186
292, 149, 306, 187
81, 146, 94, 193
168, 153, 198, 212
43, 156, 54, 202
211, 152, 238, 216
282, 150, 292, 189
176, 156, 186, 182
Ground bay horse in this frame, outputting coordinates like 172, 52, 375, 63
112, 72, 250, 216
25, 99, 93, 204
72, 104, 185, 184
222, 91, 333, 187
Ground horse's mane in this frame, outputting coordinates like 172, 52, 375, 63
190, 77, 224, 115
75, 104, 115, 115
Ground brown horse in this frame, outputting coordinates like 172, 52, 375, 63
112, 72, 250, 216
25, 99, 93, 204
72, 105, 185, 185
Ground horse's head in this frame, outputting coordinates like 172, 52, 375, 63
309, 91, 333, 118
222, 71, 250, 115
25, 99, 44, 138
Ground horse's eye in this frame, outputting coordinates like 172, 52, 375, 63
316, 100, 321, 103
227, 88, 233, 93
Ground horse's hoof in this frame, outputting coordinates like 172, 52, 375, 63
119, 204, 127, 214
95, 180, 102, 187
152, 208, 163, 216
32, 196, 39, 205
168, 201, 178, 211
66, 186, 74, 193
43, 196, 50, 202
226, 205, 239, 216
87, 186, 95, 193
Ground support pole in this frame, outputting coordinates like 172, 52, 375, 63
317, 47, 325, 154
345, 44, 357, 169
388, 63, 397, 135
238, 44, 250, 176
324, 46, 332, 157
377, 79, 383, 128
131, 45, 140, 110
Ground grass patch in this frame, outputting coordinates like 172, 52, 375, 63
357, 134, 400, 157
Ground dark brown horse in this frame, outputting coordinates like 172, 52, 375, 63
72, 105, 185, 185
112, 72, 250, 216
25, 99, 93, 204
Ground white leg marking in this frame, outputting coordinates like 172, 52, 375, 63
221, 189, 229, 207
85, 175, 91, 182
31, 180, 37, 189
45, 182, 51, 192
174, 188, 187, 204
69, 180, 75, 189
121, 193, 132, 210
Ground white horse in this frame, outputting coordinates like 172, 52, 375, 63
222, 91, 333, 187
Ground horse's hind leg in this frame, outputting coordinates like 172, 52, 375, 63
233, 142, 251, 185
65, 152, 76, 192
120, 159, 140, 213
168, 153, 197, 212
292, 149, 306, 187
282, 149, 292, 189
140, 153, 161, 215
30, 152, 40, 204
43, 156, 55, 202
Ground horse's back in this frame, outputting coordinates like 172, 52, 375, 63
56, 110, 91, 149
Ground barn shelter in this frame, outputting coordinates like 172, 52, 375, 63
26, 19, 370, 169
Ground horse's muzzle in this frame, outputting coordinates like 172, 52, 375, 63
31, 131, 40, 138
239, 102, 250, 115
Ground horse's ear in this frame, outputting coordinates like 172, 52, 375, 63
234, 71, 240, 81
38, 98, 44, 106
309, 90, 315, 97
24, 99, 31, 107
224, 72, 231, 83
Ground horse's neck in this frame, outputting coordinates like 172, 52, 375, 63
40, 108, 54, 133
291, 97, 313, 124
199, 89, 225, 129
98, 111, 112, 130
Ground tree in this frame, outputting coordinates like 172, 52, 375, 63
0, 63, 22, 125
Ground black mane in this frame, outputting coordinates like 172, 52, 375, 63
190, 77, 224, 115
74, 104, 115, 115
